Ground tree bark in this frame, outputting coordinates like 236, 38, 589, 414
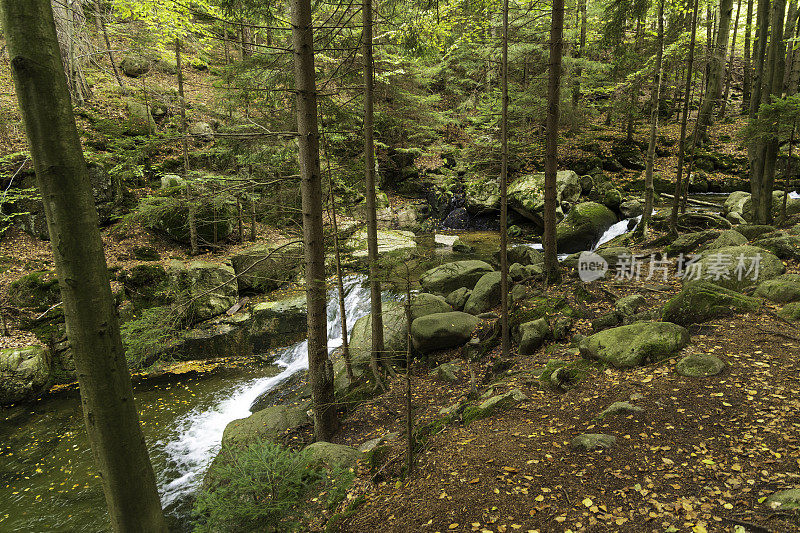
290, 0, 338, 441
176, 38, 189, 174
720, 0, 742, 117
571, 0, 588, 112
639, 0, 664, 236
670, 0, 701, 234
499, 0, 510, 356
783, 0, 800, 92
696, 0, 734, 141
742, 0, 755, 112
543, 0, 564, 282
95, 0, 124, 90
363, 0, 386, 385
0, 1, 167, 530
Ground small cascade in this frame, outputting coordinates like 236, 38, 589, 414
592, 215, 641, 250
156, 275, 372, 512
790, 191, 799, 199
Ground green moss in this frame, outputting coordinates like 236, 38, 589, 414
8, 271, 60, 312
538, 359, 594, 389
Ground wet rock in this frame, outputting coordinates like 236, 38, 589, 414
170, 315, 253, 361
250, 295, 308, 353
0, 346, 52, 405
662, 281, 761, 325
579, 321, 690, 368
620, 199, 644, 218
675, 354, 725, 377
442, 207, 469, 229
572, 433, 616, 451
411, 312, 481, 353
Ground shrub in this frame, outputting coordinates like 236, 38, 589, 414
119, 306, 179, 369
192, 440, 353, 533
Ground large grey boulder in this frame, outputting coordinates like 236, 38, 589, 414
304, 442, 360, 469
0, 346, 52, 405
410, 293, 453, 321
733, 224, 776, 241
508, 170, 581, 225
222, 405, 309, 448
690, 245, 784, 291
662, 281, 761, 325
419, 260, 494, 295
579, 321, 690, 368
752, 235, 800, 260
517, 318, 550, 355
168, 261, 238, 324
463, 272, 501, 315
345, 228, 416, 257
230, 242, 302, 293
250, 295, 308, 352
349, 301, 409, 365
556, 202, 618, 254
410, 312, 480, 353
120, 55, 150, 77
705, 229, 748, 250
125, 99, 156, 135
464, 177, 500, 214
189, 122, 214, 142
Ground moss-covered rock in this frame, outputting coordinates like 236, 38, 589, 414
120, 55, 150, 77
124, 99, 156, 135
419, 260, 494, 295
662, 281, 762, 325
517, 318, 549, 354
572, 433, 616, 451
765, 489, 800, 510
508, 170, 581, 224
705, 229, 748, 250
464, 177, 500, 214
410, 312, 480, 353
349, 301, 409, 365
221, 405, 309, 448
445, 287, 471, 311
140, 194, 232, 245
778, 301, 800, 321
0, 345, 52, 404
168, 260, 238, 324
754, 277, 800, 303
463, 389, 528, 424
429, 362, 459, 383
579, 321, 690, 368
8, 271, 60, 312
120, 264, 171, 310
690, 245, 784, 291
663, 230, 721, 255
250, 295, 308, 352
345, 228, 416, 257
752, 235, 800, 260
410, 293, 453, 321
230, 242, 302, 293
675, 354, 725, 377
733, 224, 776, 241
463, 272, 501, 315
304, 442, 360, 469
555, 202, 617, 254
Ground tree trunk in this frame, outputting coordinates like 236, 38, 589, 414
543, 0, 564, 282
696, 0, 734, 141
742, 0, 754, 112
0, 1, 168, 530
499, 0, 510, 356
670, 0, 701, 233
95, 0, 124, 90
639, 0, 664, 237
720, 0, 742, 117
783, 0, 800, 92
176, 38, 189, 174
290, 0, 338, 441
363, 0, 386, 386
571, 0, 588, 112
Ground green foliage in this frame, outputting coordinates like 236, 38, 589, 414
741, 94, 800, 145
119, 306, 179, 369
192, 440, 354, 533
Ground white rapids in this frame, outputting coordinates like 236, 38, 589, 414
790, 191, 800, 199
155, 275, 372, 511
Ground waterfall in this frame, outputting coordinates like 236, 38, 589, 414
593, 215, 641, 249
790, 191, 799, 200
156, 275, 372, 512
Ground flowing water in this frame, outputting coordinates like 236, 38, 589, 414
0, 276, 372, 532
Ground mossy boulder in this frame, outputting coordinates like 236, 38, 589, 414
579, 321, 690, 368
120, 55, 150, 77
230, 242, 302, 293
221, 405, 309, 449
419, 260, 494, 295
463, 272, 501, 315
765, 489, 800, 510
597, 401, 643, 419
410, 293, 453, 321
250, 295, 308, 352
463, 389, 528, 424
572, 433, 616, 451
140, 194, 232, 245
778, 301, 800, 321
705, 229, 748, 250
120, 264, 171, 310
304, 442, 360, 469
611, 140, 646, 170
410, 312, 481, 353
675, 354, 725, 377
345, 228, 416, 257
429, 362, 459, 383
464, 177, 500, 214
664, 230, 720, 255
662, 281, 762, 325
754, 276, 800, 303
349, 301, 409, 365
615, 294, 646, 316
168, 261, 238, 324
556, 202, 618, 254
8, 271, 60, 312
445, 287, 471, 311
691, 245, 784, 291
733, 224, 776, 241
124, 99, 156, 135
0, 346, 52, 404
752, 235, 800, 260
518, 318, 550, 355
508, 170, 581, 225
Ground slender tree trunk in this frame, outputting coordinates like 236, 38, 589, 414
95, 0, 124, 90
187, 184, 199, 255
403, 277, 413, 473
499, 0, 510, 356
670, 0, 701, 233
571, 0, 588, 113
780, 121, 796, 224
696, 0, 734, 141
786, 22, 800, 95
783, 0, 800, 91
720, 0, 742, 117
742, 0, 754, 112
1, 1, 167, 530
363, 0, 386, 386
543, 0, 564, 282
290, 0, 338, 441
639, 0, 664, 237
176, 38, 189, 174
